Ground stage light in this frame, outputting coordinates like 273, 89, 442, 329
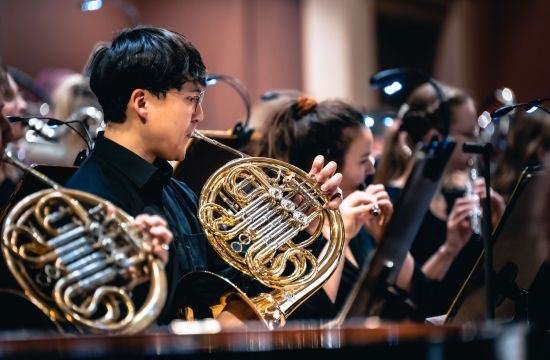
364, 116, 375, 128
81, 0, 103, 12
383, 81, 402, 95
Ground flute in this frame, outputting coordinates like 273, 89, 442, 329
359, 182, 381, 217
465, 164, 482, 235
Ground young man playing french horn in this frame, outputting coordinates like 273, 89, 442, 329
66, 26, 344, 327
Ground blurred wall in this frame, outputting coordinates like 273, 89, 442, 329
301, 0, 377, 108
435, 0, 550, 108
0, 0, 302, 130
476, 0, 550, 104
136, 0, 302, 129
1, 0, 550, 126
0, 1, 130, 75
433, 0, 478, 99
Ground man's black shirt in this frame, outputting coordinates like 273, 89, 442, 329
65, 133, 255, 324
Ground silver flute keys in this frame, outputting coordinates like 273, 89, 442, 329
358, 182, 381, 217
466, 162, 482, 235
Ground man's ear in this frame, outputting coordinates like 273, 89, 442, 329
129, 89, 148, 121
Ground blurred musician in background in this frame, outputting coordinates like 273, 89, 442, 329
493, 108, 550, 201
0, 58, 14, 157
23, 73, 102, 166
375, 82, 506, 317
493, 107, 550, 330
0, 59, 27, 212
4, 68, 104, 167
65, 26, 344, 327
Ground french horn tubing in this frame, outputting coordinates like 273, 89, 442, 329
0, 153, 167, 334
177, 130, 344, 329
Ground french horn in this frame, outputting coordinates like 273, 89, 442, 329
0, 153, 167, 334
176, 130, 344, 329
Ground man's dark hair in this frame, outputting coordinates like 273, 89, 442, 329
86, 26, 207, 123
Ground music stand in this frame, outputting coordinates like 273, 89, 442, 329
334, 138, 456, 323
444, 166, 546, 324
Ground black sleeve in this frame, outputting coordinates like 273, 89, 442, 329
378, 264, 440, 321
407, 265, 440, 321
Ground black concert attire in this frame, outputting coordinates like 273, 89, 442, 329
66, 133, 262, 324
292, 217, 436, 321
0, 177, 16, 214
407, 185, 550, 325
291, 228, 375, 320
529, 262, 550, 330
385, 185, 483, 317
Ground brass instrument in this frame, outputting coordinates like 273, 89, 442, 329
1, 153, 167, 334
178, 130, 345, 329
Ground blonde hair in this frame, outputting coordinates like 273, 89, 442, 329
52, 74, 99, 120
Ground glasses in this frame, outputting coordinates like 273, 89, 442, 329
168, 89, 205, 113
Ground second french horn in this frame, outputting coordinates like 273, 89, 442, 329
175, 131, 345, 329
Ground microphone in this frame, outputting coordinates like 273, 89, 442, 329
205, 74, 251, 127
205, 74, 254, 147
7, 115, 93, 153
491, 98, 550, 120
